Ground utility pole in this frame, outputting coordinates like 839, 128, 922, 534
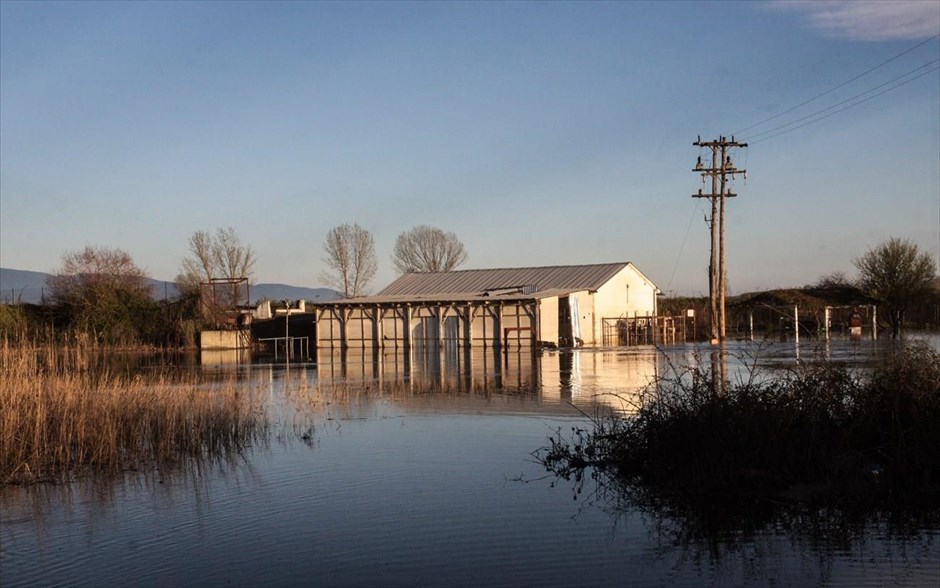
692, 136, 747, 343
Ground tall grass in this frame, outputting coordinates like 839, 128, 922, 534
1, 341, 268, 485
539, 344, 940, 505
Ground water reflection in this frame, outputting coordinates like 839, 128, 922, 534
296, 346, 666, 415
291, 334, 938, 414
200, 348, 252, 365
558, 472, 940, 587
4, 335, 938, 587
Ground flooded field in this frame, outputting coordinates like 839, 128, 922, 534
2, 335, 939, 587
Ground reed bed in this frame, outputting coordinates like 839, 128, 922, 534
1, 342, 268, 485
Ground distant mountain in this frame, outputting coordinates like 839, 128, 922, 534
245, 283, 339, 304
0, 268, 50, 303
0, 267, 339, 305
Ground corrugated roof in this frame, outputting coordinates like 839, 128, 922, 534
312, 288, 581, 307
377, 262, 630, 297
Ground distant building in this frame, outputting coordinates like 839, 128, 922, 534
311, 262, 660, 350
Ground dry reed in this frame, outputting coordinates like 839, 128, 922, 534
1, 341, 268, 485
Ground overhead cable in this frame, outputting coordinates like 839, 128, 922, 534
746, 64, 940, 144
734, 34, 939, 135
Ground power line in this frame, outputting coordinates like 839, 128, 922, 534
747, 64, 940, 144
665, 200, 702, 294
743, 59, 939, 142
735, 34, 939, 135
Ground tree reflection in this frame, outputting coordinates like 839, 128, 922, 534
535, 343, 940, 585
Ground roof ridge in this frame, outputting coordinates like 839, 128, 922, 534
402, 261, 629, 276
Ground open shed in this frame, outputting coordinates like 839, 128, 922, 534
311, 262, 661, 351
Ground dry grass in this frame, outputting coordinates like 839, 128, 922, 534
1, 341, 268, 485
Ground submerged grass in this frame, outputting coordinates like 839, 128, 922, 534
1, 341, 269, 485
539, 344, 940, 506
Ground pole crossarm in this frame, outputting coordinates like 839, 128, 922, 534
693, 138, 748, 148
691, 167, 746, 174
693, 192, 738, 198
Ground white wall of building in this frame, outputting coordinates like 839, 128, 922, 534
588, 264, 659, 345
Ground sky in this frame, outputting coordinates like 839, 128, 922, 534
1, 0, 938, 296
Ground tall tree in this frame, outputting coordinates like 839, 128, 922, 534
319, 223, 377, 298
391, 225, 468, 274
854, 237, 937, 338
177, 227, 256, 311
47, 246, 157, 343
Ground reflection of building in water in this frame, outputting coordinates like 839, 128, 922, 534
310, 345, 662, 415
540, 349, 660, 413
310, 262, 661, 354
313, 346, 538, 394
200, 348, 252, 365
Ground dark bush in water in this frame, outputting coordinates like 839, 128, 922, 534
539, 344, 940, 506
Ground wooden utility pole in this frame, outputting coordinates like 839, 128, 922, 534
692, 136, 747, 343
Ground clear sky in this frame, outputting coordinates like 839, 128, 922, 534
1, 0, 938, 296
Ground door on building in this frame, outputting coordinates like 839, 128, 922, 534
558, 297, 582, 347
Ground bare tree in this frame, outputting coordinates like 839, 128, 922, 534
319, 223, 377, 298
47, 246, 154, 342
49, 246, 150, 303
177, 230, 215, 294
177, 227, 256, 308
391, 225, 468, 274
854, 237, 937, 338
810, 271, 852, 289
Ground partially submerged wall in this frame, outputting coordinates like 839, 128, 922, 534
199, 330, 251, 350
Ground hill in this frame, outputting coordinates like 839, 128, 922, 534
0, 268, 49, 303
0, 267, 338, 305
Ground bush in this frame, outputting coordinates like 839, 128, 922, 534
539, 344, 940, 505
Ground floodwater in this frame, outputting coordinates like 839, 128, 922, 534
2, 335, 939, 587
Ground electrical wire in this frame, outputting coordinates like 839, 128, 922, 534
742, 59, 940, 142
665, 200, 702, 294
746, 64, 940, 145
734, 34, 939, 135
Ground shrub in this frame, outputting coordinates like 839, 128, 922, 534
539, 344, 940, 505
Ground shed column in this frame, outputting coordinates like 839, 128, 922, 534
529, 301, 539, 348
371, 305, 381, 352
437, 306, 444, 349
464, 304, 473, 348
338, 308, 350, 350
403, 305, 412, 352
313, 308, 323, 364
493, 303, 503, 350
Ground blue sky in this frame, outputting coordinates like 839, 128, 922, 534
1, 0, 938, 295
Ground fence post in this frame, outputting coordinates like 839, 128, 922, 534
794, 305, 799, 346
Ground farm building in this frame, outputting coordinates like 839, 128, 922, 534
311, 262, 661, 351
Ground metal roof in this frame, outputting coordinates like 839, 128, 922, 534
377, 262, 631, 297
312, 288, 581, 308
